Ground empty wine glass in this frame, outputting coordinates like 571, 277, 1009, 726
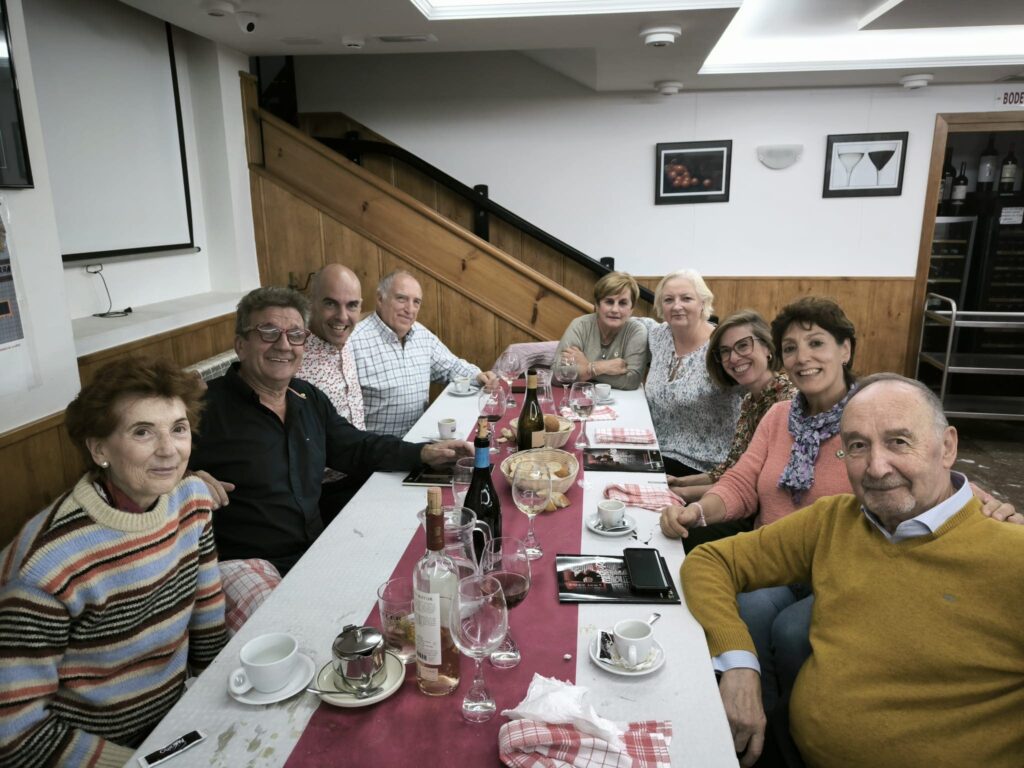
495, 349, 523, 408
511, 460, 552, 560
569, 381, 595, 450
482, 537, 531, 669
452, 457, 474, 506
478, 388, 506, 454
552, 353, 578, 411
837, 151, 864, 187
536, 368, 555, 414
448, 574, 508, 723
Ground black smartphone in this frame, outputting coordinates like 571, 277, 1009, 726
623, 547, 672, 593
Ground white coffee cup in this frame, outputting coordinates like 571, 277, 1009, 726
594, 383, 612, 401
613, 619, 653, 668
228, 632, 299, 695
452, 376, 471, 394
438, 418, 457, 439
597, 499, 625, 529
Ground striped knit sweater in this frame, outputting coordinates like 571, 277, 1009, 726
0, 474, 227, 768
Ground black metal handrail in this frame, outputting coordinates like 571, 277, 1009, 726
315, 134, 654, 305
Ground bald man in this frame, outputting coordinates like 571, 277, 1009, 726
297, 264, 369, 523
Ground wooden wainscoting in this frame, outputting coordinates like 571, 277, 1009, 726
0, 314, 236, 549
636, 276, 916, 376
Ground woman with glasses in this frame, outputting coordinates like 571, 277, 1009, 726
668, 309, 796, 506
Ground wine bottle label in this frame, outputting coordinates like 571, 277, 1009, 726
978, 159, 997, 183
531, 430, 545, 448
941, 177, 953, 199
414, 589, 442, 666
952, 185, 967, 201
1001, 164, 1017, 181
474, 445, 490, 469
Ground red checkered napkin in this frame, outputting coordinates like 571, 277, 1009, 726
604, 484, 679, 511
560, 406, 617, 422
595, 427, 656, 445
499, 720, 672, 768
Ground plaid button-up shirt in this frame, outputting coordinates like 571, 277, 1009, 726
348, 312, 480, 436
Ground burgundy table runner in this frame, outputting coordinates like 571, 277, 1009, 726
285, 396, 584, 767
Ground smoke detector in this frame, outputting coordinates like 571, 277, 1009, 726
656, 81, 684, 96
899, 73, 933, 90
200, 0, 238, 17
641, 25, 681, 48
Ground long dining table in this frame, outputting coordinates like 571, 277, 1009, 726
131, 383, 738, 767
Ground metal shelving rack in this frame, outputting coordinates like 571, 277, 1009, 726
916, 293, 1024, 420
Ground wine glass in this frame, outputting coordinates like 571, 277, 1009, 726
448, 574, 508, 723
495, 349, 523, 408
536, 368, 555, 414
552, 352, 578, 411
569, 381, 595, 450
482, 537, 531, 669
478, 388, 506, 454
452, 457, 474, 506
868, 144, 897, 186
511, 460, 551, 560
837, 151, 864, 187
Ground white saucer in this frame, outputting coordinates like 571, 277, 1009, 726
586, 513, 636, 537
589, 634, 665, 677
313, 652, 405, 708
596, 397, 616, 406
228, 653, 316, 705
448, 387, 481, 398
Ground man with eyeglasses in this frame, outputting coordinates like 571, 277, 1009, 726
190, 286, 471, 577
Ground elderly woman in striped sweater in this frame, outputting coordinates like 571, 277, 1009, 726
0, 357, 227, 768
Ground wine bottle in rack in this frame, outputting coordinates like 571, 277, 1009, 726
940, 147, 956, 205
1000, 144, 1018, 195
414, 486, 461, 696
977, 134, 998, 193
516, 369, 545, 452
463, 417, 502, 558
951, 162, 968, 208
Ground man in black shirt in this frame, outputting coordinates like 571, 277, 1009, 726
191, 286, 470, 574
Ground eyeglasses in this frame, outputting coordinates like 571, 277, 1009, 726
713, 335, 756, 363
243, 324, 312, 346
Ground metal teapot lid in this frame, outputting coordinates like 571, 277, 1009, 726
332, 624, 384, 660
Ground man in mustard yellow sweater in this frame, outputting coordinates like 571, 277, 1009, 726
682, 373, 1024, 768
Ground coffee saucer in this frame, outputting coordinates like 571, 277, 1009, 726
586, 513, 636, 537
313, 652, 405, 708
448, 387, 481, 398
228, 653, 316, 705
589, 634, 665, 677
596, 397, 616, 406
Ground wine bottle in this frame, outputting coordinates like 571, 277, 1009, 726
999, 144, 1018, 195
463, 418, 502, 558
414, 487, 460, 696
951, 162, 968, 208
940, 147, 956, 203
977, 134, 998, 193
516, 369, 545, 452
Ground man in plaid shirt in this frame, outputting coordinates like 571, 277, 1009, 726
349, 270, 497, 436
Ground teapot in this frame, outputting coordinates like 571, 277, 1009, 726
416, 505, 492, 578
332, 624, 388, 695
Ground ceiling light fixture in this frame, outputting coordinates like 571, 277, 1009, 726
899, 73, 933, 90
655, 81, 683, 96
641, 25, 681, 48
199, 0, 238, 18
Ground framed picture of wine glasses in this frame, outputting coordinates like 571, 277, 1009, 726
655, 140, 732, 205
822, 132, 908, 198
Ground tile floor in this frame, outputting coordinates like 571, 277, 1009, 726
952, 419, 1024, 511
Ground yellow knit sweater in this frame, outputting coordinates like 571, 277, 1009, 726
682, 493, 1024, 768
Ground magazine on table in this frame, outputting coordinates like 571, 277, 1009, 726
582, 447, 665, 473
555, 553, 680, 604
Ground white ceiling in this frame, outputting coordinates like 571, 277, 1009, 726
117, 0, 1024, 92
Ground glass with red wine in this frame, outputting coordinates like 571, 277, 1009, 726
482, 537, 531, 669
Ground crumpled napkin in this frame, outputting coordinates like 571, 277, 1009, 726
502, 674, 626, 751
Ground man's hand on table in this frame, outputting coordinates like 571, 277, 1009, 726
193, 470, 235, 510
659, 504, 699, 539
421, 440, 473, 466
719, 668, 767, 767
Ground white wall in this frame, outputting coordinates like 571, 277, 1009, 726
295, 52, 1006, 278
0, 0, 257, 434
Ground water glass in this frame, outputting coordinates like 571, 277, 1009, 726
452, 457, 474, 507
377, 577, 416, 664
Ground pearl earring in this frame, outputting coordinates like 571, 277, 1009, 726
100, 461, 110, 469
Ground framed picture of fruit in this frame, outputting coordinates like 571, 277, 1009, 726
655, 140, 732, 205
823, 132, 908, 198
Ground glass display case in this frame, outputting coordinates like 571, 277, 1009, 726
927, 216, 976, 307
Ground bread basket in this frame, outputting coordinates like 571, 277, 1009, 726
506, 416, 574, 449
500, 448, 579, 494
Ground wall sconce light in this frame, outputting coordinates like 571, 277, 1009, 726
756, 144, 803, 170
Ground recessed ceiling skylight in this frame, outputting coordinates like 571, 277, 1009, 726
408, 0, 739, 21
